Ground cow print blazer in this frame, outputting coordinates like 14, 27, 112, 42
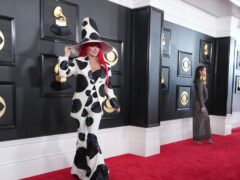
58, 56, 120, 118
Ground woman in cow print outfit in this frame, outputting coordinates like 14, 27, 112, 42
58, 17, 120, 180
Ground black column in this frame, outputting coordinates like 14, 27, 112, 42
212, 37, 236, 115
130, 6, 163, 127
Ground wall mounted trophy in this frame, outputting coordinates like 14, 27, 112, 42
50, 63, 72, 90
162, 28, 171, 58
199, 39, 213, 64
49, 6, 71, 36
41, 54, 75, 97
160, 66, 170, 93
41, 0, 79, 44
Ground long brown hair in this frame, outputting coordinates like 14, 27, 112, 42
194, 65, 205, 83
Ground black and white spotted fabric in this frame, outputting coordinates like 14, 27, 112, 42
71, 17, 112, 57
58, 56, 119, 180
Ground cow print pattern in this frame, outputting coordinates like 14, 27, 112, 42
76, 60, 88, 70
60, 56, 117, 179
81, 17, 101, 43
72, 99, 82, 113
76, 74, 88, 92
60, 61, 68, 70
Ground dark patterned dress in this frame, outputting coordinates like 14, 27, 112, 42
193, 80, 211, 140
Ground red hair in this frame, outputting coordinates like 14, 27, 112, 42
79, 43, 109, 87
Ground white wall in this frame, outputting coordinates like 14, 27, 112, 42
108, 0, 240, 40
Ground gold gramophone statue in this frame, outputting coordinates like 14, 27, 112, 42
161, 72, 166, 88
54, 6, 67, 27
202, 43, 210, 61
50, 6, 71, 36
204, 44, 209, 56
51, 63, 71, 90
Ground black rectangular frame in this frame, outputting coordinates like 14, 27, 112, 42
40, 0, 80, 44
160, 66, 170, 93
199, 39, 213, 64
176, 85, 192, 111
0, 81, 16, 129
162, 28, 171, 58
0, 15, 16, 66
100, 37, 124, 120
41, 53, 75, 97
177, 50, 192, 77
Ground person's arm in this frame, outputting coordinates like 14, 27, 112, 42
196, 81, 205, 112
105, 65, 120, 112
58, 46, 78, 77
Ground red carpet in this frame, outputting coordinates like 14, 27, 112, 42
23, 128, 240, 180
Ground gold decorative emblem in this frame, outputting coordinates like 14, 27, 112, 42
180, 91, 189, 106
54, 6, 67, 27
104, 47, 118, 67
0, 96, 6, 118
103, 96, 114, 113
53, 63, 67, 82
162, 33, 166, 46
204, 43, 209, 56
0, 30, 5, 51
182, 57, 190, 72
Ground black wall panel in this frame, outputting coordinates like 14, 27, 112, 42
130, 7, 163, 127
212, 37, 236, 115
160, 21, 215, 121
0, 0, 131, 141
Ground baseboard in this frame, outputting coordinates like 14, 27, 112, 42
160, 118, 193, 145
229, 112, 240, 129
128, 126, 161, 157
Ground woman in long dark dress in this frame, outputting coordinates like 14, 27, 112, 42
193, 66, 213, 144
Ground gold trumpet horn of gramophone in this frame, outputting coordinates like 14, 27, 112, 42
50, 63, 71, 90
53, 63, 66, 82
204, 44, 209, 56
54, 6, 67, 27
161, 72, 166, 88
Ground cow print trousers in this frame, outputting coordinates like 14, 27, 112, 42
71, 95, 109, 180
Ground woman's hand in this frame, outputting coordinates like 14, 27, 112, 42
64, 46, 72, 57
114, 108, 120, 113
200, 107, 205, 113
